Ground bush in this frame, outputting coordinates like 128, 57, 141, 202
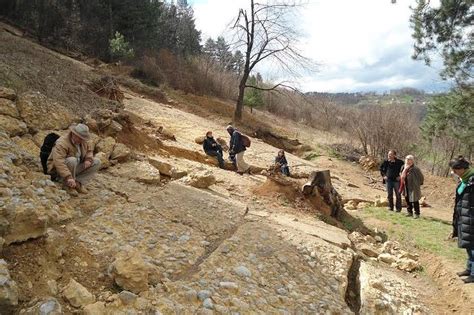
109, 32, 135, 60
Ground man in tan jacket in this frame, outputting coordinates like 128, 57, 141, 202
47, 123, 101, 194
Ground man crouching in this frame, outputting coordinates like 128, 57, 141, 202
47, 123, 101, 195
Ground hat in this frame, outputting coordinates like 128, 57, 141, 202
70, 123, 90, 141
226, 125, 234, 131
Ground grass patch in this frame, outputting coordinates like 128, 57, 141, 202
356, 207, 465, 262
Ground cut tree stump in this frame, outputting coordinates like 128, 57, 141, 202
302, 170, 343, 217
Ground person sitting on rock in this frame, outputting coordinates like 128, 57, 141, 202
275, 150, 290, 176
47, 123, 101, 195
203, 131, 225, 169
227, 125, 250, 175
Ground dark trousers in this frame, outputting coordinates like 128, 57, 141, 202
386, 179, 401, 211
405, 188, 420, 215
206, 150, 224, 169
280, 165, 290, 176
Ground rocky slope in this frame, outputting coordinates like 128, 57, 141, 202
0, 23, 465, 314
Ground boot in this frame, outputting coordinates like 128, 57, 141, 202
413, 214, 420, 219
457, 270, 471, 277
462, 276, 474, 284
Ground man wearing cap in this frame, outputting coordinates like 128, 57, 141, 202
226, 125, 250, 174
47, 123, 101, 194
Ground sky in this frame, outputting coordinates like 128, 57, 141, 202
189, 0, 453, 93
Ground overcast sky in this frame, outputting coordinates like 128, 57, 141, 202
188, 0, 453, 93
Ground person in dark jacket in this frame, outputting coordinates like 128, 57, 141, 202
399, 155, 424, 218
380, 150, 404, 212
450, 156, 474, 284
275, 150, 290, 176
227, 125, 250, 174
203, 131, 225, 169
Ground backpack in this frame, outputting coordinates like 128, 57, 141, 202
40, 133, 60, 175
241, 134, 251, 148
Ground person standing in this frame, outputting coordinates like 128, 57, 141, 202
399, 155, 424, 218
380, 150, 404, 212
226, 125, 250, 174
203, 131, 225, 169
449, 156, 474, 284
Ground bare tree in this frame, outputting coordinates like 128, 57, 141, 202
231, 0, 313, 122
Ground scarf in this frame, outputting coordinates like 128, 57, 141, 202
399, 164, 412, 193
457, 168, 474, 195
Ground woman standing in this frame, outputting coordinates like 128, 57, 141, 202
399, 155, 424, 218
450, 156, 474, 284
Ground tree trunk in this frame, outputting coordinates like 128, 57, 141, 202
302, 170, 342, 217
234, 76, 247, 122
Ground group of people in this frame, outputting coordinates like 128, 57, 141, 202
45, 124, 473, 284
202, 125, 290, 176
380, 150, 424, 218
380, 150, 474, 284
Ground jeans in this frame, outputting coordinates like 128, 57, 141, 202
280, 165, 290, 176
206, 150, 225, 169
467, 249, 474, 276
386, 179, 401, 211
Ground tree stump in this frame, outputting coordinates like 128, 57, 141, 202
302, 170, 342, 217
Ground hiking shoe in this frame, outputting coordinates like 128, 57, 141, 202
463, 276, 474, 284
457, 270, 471, 277
413, 214, 420, 219
395, 209, 402, 213
405, 213, 413, 217
387, 208, 394, 212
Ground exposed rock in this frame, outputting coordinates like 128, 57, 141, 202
45, 229, 67, 259
185, 171, 216, 189
0, 114, 28, 136
94, 152, 111, 170
95, 137, 116, 160
0, 87, 16, 100
344, 200, 358, 210
110, 143, 130, 163
0, 259, 18, 307
118, 290, 138, 305
82, 302, 106, 315
12, 136, 40, 158
378, 253, 397, 264
148, 157, 187, 179
19, 297, 62, 315
0, 98, 19, 118
381, 241, 400, 255
396, 258, 420, 272
234, 265, 252, 278
359, 261, 428, 314
109, 249, 150, 294
359, 244, 380, 258
108, 161, 161, 185
62, 278, 95, 308
16, 92, 75, 132
3, 204, 49, 245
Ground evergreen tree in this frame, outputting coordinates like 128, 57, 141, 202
411, 0, 473, 83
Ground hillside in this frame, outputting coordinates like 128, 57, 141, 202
0, 22, 473, 315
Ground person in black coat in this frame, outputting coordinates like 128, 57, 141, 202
203, 131, 225, 169
227, 125, 250, 174
275, 150, 290, 176
450, 156, 474, 284
380, 150, 404, 212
